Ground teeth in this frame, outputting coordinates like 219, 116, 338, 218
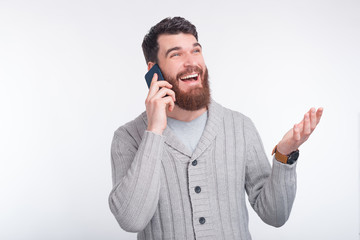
180, 73, 198, 80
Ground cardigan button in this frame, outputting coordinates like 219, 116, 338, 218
191, 160, 198, 166
199, 217, 206, 224
195, 186, 201, 193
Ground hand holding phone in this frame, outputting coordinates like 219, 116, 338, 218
144, 64, 176, 135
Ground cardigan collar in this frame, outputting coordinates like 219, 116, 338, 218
141, 98, 224, 159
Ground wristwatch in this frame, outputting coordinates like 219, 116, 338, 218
272, 145, 299, 165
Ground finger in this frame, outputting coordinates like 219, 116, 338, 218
154, 80, 173, 88
149, 72, 172, 90
147, 73, 159, 99
150, 81, 174, 98
168, 90, 176, 103
154, 88, 176, 101
162, 96, 175, 111
149, 73, 173, 90
168, 89, 176, 102
155, 85, 176, 102
316, 107, 323, 125
293, 124, 301, 141
147, 75, 172, 99
303, 112, 311, 135
168, 98, 175, 111
296, 118, 304, 133
310, 107, 317, 131
150, 73, 158, 86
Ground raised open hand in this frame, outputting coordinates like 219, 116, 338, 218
276, 107, 323, 155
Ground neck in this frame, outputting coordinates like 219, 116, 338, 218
166, 105, 207, 122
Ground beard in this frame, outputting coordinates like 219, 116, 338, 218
163, 66, 211, 111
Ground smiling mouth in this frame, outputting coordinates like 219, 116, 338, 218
179, 73, 199, 82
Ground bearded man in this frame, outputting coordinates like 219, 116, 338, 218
108, 17, 323, 240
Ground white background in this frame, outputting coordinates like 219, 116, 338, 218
1, 0, 359, 239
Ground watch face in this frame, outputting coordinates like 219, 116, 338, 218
287, 150, 299, 164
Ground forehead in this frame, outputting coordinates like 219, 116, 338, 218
157, 33, 198, 53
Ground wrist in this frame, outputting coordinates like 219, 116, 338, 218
276, 142, 296, 156
146, 127, 164, 135
272, 145, 299, 165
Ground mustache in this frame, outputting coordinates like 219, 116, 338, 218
176, 66, 204, 79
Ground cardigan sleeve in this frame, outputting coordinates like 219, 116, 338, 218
244, 118, 297, 227
108, 130, 164, 232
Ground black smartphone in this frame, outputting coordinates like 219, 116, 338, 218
144, 63, 165, 88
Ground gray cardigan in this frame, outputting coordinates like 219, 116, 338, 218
109, 99, 297, 240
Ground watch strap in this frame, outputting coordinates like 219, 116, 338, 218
272, 145, 288, 164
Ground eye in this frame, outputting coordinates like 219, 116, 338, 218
193, 48, 201, 53
171, 52, 180, 58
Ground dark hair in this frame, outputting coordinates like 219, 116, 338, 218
142, 17, 198, 64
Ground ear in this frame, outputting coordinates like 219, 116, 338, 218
147, 62, 155, 71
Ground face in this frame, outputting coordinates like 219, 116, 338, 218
155, 33, 210, 111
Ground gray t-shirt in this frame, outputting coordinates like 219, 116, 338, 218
166, 111, 208, 153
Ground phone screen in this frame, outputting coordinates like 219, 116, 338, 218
144, 64, 165, 88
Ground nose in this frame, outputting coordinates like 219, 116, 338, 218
183, 53, 197, 68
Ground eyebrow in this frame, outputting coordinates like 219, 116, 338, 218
193, 43, 202, 48
165, 43, 202, 58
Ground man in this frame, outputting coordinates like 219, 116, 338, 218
109, 17, 323, 240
